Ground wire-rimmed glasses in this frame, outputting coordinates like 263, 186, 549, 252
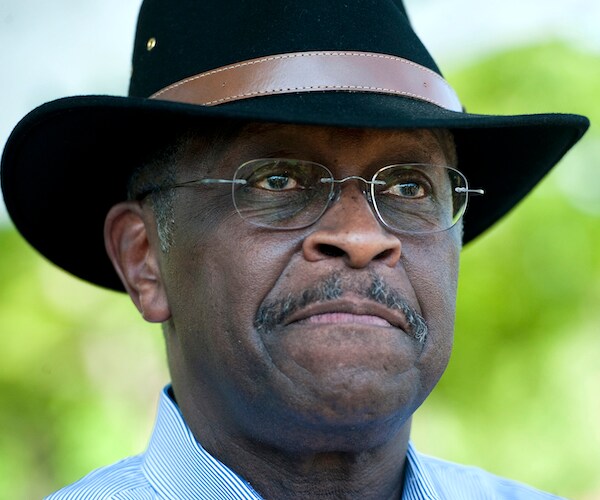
140, 158, 484, 234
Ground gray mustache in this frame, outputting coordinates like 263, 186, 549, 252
254, 272, 427, 343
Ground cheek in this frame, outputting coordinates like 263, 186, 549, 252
164, 211, 302, 358
403, 232, 460, 385
170, 228, 313, 427
211, 229, 301, 315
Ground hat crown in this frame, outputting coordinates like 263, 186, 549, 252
128, 0, 441, 98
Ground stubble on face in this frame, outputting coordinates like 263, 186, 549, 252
255, 271, 428, 343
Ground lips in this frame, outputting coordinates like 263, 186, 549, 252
283, 298, 411, 333
300, 312, 392, 327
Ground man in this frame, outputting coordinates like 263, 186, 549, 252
0, 0, 589, 498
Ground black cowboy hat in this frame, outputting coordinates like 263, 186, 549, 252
0, 0, 589, 291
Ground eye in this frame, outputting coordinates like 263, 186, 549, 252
385, 181, 426, 198
244, 160, 311, 191
375, 166, 436, 200
255, 174, 299, 191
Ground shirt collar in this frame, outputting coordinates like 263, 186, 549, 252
143, 386, 440, 500
142, 386, 263, 500
402, 441, 441, 500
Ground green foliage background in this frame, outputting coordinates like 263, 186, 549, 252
1, 42, 599, 499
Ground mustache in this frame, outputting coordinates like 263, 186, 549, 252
254, 272, 428, 343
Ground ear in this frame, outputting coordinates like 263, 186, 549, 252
104, 201, 171, 323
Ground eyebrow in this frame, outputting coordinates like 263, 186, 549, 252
372, 144, 449, 168
222, 126, 454, 171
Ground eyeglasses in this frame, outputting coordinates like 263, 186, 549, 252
140, 159, 484, 234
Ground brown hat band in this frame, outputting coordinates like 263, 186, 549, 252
150, 51, 462, 112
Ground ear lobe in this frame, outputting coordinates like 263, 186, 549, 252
104, 202, 171, 323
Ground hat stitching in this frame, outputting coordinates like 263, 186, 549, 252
151, 51, 453, 99
203, 85, 444, 108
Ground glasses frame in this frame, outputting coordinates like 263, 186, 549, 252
139, 158, 485, 234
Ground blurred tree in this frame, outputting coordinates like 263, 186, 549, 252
0, 229, 168, 498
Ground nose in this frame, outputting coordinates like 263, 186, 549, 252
302, 184, 402, 268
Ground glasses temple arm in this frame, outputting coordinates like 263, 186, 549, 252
134, 178, 247, 200
455, 187, 485, 195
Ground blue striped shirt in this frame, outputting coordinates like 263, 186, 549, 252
46, 387, 565, 499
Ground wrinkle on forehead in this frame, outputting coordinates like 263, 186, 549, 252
234, 123, 456, 167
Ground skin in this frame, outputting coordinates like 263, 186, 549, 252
105, 123, 462, 499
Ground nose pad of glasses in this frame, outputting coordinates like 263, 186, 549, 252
328, 189, 339, 203
326, 178, 374, 205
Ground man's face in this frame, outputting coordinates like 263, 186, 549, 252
156, 124, 461, 452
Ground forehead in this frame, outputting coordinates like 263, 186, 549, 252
178, 122, 454, 176
238, 123, 449, 159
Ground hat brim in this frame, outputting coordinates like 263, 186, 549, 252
1, 92, 589, 291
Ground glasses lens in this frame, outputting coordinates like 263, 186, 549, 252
372, 164, 468, 234
233, 159, 334, 229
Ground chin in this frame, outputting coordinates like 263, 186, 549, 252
240, 370, 421, 454
259, 405, 411, 455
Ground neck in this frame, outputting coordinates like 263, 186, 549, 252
191, 412, 411, 500
240, 437, 410, 499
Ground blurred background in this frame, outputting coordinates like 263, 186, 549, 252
1, 0, 599, 498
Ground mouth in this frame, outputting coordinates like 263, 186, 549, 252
284, 298, 412, 333
255, 273, 428, 343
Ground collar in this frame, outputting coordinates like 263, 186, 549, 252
142, 387, 263, 499
402, 441, 440, 500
